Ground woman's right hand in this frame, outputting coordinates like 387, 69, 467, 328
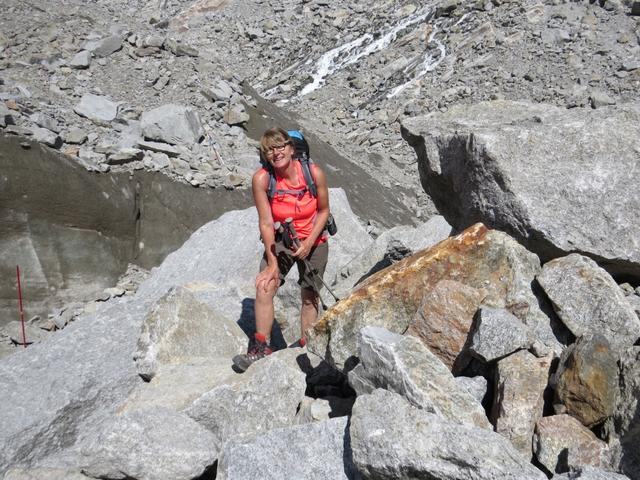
256, 264, 279, 292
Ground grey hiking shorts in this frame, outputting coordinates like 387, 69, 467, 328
260, 241, 329, 293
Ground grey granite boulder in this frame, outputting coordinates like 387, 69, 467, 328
141, 104, 204, 145
492, 350, 552, 458
217, 417, 361, 480
470, 307, 532, 362
136, 189, 370, 346
401, 101, 640, 279
554, 334, 618, 428
609, 346, 640, 480
534, 414, 610, 475
537, 254, 640, 350
0, 297, 146, 474
350, 389, 547, 480
552, 466, 631, 479
184, 348, 306, 447
333, 215, 452, 298
73, 93, 119, 125
3, 468, 90, 479
133, 286, 246, 380
80, 407, 217, 480
348, 326, 491, 429
32, 127, 62, 148
122, 359, 238, 412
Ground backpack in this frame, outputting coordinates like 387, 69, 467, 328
262, 130, 317, 200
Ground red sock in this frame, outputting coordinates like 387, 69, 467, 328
299, 337, 306, 347
255, 333, 268, 344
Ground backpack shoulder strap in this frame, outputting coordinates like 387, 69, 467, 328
267, 169, 277, 200
299, 156, 317, 197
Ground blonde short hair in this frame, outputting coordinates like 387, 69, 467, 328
260, 127, 292, 157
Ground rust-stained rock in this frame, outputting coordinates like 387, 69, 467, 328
555, 334, 618, 428
534, 414, 610, 475
408, 279, 485, 373
492, 350, 552, 459
308, 223, 560, 371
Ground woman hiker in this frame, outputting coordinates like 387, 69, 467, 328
233, 127, 330, 372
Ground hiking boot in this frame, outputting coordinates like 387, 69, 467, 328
232, 338, 273, 372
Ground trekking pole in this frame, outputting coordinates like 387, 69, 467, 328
282, 218, 340, 306
275, 220, 330, 310
16, 266, 27, 348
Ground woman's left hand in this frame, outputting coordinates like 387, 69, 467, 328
293, 239, 313, 260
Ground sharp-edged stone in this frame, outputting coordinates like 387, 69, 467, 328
492, 349, 552, 458
348, 326, 491, 429
133, 286, 246, 380
470, 307, 532, 362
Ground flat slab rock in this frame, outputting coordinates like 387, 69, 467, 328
217, 416, 361, 480
350, 389, 547, 480
401, 100, 640, 279
80, 407, 217, 480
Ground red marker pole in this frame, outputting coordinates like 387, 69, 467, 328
16, 266, 27, 348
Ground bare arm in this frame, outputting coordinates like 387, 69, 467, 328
253, 170, 279, 290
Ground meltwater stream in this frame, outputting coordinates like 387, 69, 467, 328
298, 5, 439, 96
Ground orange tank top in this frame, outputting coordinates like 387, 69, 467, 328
265, 161, 327, 245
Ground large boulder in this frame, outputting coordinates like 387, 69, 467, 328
348, 326, 491, 429
140, 104, 204, 145
0, 296, 146, 475
350, 389, 547, 480
133, 286, 246, 380
79, 407, 217, 480
136, 188, 371, 346
121, 360, 238, 412
217, 417, 360, 480
401, 101, 640, 279
184, 348, 307, 448
308, 223, 562, 371
537, 254, 640, 351
492, 350, 552, 459
470, 307, 532, 362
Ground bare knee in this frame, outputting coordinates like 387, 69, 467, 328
256, 282, 278, 302
301, 288, 318, 308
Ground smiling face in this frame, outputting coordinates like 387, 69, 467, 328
260, 128, 294, 170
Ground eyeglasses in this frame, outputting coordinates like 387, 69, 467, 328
266, 143, 290, 155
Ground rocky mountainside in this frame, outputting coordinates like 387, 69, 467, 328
1, 0, 638, 219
